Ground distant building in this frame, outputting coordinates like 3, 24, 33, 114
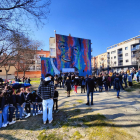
107, 35, 140, 72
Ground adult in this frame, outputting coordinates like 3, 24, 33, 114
38, 74, 54, 124
97, 75, 103, 92
114, 73, 121, 99
81, 77, 86, 93
65, 77, 71, 97
86, 75, 95, 105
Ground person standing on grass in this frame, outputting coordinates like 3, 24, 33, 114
38, 74, 54, 124
114, 73, 121, 99
74, 75, 79, 94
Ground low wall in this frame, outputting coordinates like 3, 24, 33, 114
15, 71, 41, 78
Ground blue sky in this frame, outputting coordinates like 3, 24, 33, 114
30, 0, 140, 57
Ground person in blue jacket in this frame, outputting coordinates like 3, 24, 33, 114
114, 73, 121, 99
136, 70, 139, 82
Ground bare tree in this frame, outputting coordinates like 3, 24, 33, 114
0, 0, 51, 67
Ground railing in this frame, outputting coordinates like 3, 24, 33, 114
118, 63, 123, 66
118, 51, 123, 54
131, 48, 139, 51
132, 61, 137, 65
118, 57, 123, 60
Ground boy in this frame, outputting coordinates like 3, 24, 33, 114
53, 86, 59, 113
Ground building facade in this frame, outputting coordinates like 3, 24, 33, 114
107, 35, 140, 72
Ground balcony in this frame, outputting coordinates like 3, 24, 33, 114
132, 61, 137, 65
118, 63, 123, 66
132, 54, 136, 57
131, 48, 139, 51
118, 57, 123, 60
107, 54, 110, 57
118, 51, 123, 54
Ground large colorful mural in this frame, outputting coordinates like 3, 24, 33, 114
41, 34, 92, 78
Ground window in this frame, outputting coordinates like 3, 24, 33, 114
125, 47, 128, 50
125, 53, 128, 56
114, 62, 116, 64
126, 60, 129, 63
111, 57, 113, 59
114, 56, 116, 59
0, 70, 2, 72
111, 51, 116, 54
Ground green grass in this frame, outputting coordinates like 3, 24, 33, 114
125, 81, 140, 92
76, 99, 84, 103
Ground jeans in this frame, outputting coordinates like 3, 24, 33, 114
87, 90, 93, 103
124, 80, 127, 88
42, 99, 53, 122
33, 104, 38, 114
16, 105, 23, 119
62, 80, 65, 88
117, 90, 120, 97
22, 102, 26, 114
9, 106, 15, 122
104, 82, 108, 91
99, 86, 102, 90
0, 112, 2, 128
2, 105, 9, 125
119, 81, 124, 90
25, 103, 31, 113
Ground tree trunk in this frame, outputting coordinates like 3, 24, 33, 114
6, 70, 8, 81
24, 71, 25, 77
17, 70, 18, 77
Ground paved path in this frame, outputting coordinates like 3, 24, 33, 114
57, 86, 140, 138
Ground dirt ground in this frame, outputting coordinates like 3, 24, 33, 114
0, 83, 140, 140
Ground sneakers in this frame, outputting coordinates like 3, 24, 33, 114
49, 119, 53, 124
25, 113, 31, 118
33, 113, 35, 116
9, 120, 16, 125
91, 103, 94, 105
40, 111, 43, 114
43, 121, 46, 124
2, 123, 7, 127
86, 103, 89, 105
36, 113, 38, 116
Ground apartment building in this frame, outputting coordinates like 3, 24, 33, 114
107, 35, 140, 71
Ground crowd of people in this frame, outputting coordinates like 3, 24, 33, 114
0, 67, 139, 128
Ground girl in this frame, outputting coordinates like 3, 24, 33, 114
74, 76, 79, 94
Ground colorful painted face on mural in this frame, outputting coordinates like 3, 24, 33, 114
57, 36, 81, 70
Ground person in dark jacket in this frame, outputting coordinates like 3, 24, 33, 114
8, 90, 16, 125
27, 77, 31, 84
114, 73, 121, 98
123, 72, 128, 88
119, 72, 124, 90
65, 77, 71, 97
81, 77, 86, 93
74, 76, 79, 93
53, 86, 59, 112
86, 75, 95, 105
25, 88, 32, 118
32, 90, 39, 116
16, 89, 24, 120
97, 75, 103, 92
38, 74, 54, 124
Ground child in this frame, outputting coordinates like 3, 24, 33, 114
8, 90, 16, 125
53, 86, 59, 113
128, 73, 132, 87
16, 89, 24, 120
32, 90, 39, 116
25, 88, 32, 118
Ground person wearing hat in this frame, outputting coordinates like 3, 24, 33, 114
38, 74, 54, 124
